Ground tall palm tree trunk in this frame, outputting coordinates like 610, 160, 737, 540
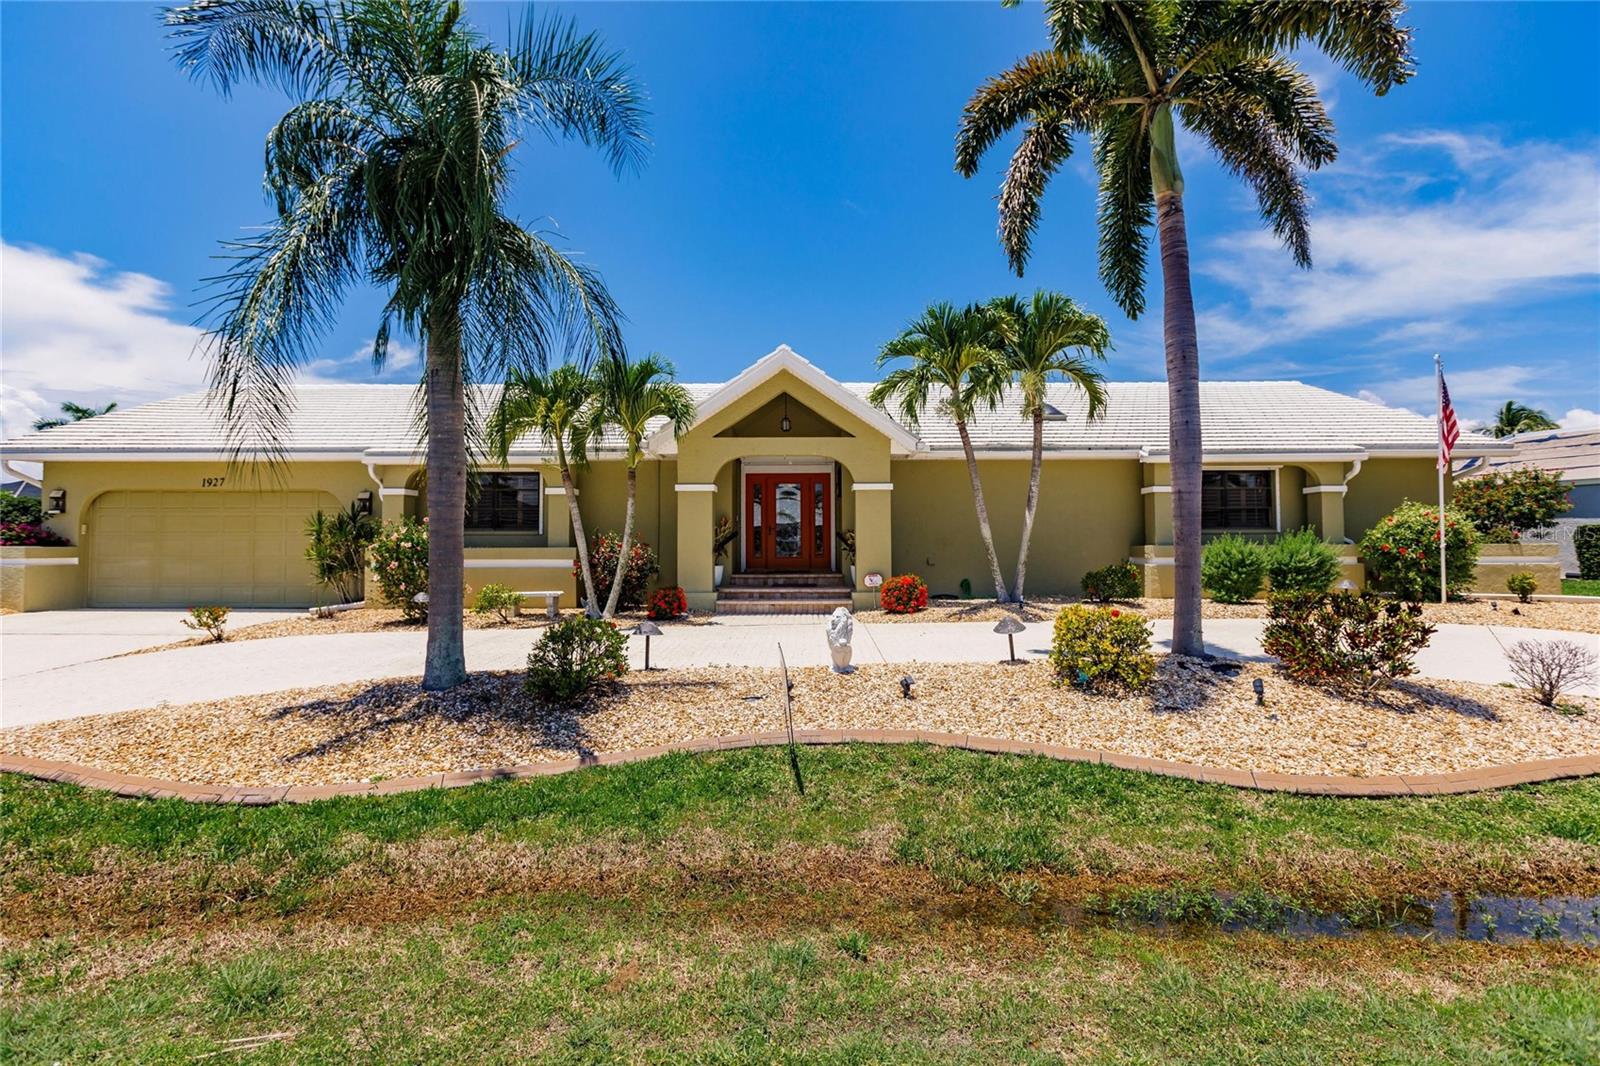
559, 442, 601, 618
423, 306, 468, 690
602, 465, 638, 618
1011, 407, 1045, 603
1156, 190, 1204, 657
957, 420, 1009, 602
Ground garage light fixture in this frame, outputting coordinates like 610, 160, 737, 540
46, 489, 65, 515
355, 490, 374, 516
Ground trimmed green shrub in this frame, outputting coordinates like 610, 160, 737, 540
525, 616, 628, 705
1081, 561, 1142, 602
1201, 534, 1266, 603
1505, 571, 1537, 603
182, 605, 230, 643
1453, 468, 1571, 535
0, 489, 44, 525
1049, 605, 1155, 693
370, 517, 430, 621
1263, 528, 1342, 597
1359, 501, 1479, 603
304, 503, 379, 604
880, 573, 928, 613
585, 532, 659, 611
474, 583, 523, 623
1261, 593, 1435, 694
1576, 525, 1600, 581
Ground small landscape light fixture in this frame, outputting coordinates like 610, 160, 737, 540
1252, 677, 1265, 706
899, 674, 914, 699
993, 615, 1026, 662
355, 489, 374, 516
45, 489, 65, 515
780, 394, 792, 433
633, 619, 663, 669
1337, 579, 1356, 592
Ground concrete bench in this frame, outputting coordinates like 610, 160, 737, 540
514, 590, 564, 619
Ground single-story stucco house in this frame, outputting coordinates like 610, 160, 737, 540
1, 345, 1510, 613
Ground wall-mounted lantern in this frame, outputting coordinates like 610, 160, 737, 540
355, 490, 374, 516
45, 489, 66, 515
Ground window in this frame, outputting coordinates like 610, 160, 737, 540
465, 472, 541, 531
1202, 470, 1273, 530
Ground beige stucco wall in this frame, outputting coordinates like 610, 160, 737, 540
1346, 458, 1442, 539
889, 457, 1143, 597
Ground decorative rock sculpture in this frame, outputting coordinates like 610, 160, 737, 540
825, 606, 855, 673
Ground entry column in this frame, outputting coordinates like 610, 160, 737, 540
850, 481, 894, 611
675, 482, 717, 612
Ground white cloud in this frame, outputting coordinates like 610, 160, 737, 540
1354, 387, 1418, 417
300, 338, 420, 384
1378, 129, 1509, 169
1196, 136, 1600, 356
1560, 407, 1600, 431
0, 242, 208, 438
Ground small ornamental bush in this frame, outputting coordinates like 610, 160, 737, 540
1081, 561, 1142, 602
585, 532, 659, 610
647, 585, 687, 620
304, 504, 379, 604
1505, 638, 1598, 707
1201, 534, 1266, 603
0, 490, 44, 525
1576, 525, 1600, 580
525, 616, 628, 705
879, 573, 928, 614
1049, 605, 1155, 693
1453, 468, 1572, 535
1505, 571, 1538, 603
0, 522, 71, 547
182, 605, 230, 642
1263, 528, 1342, 597
1359, 501, 1479, 603
1261, 592, 1436, 694
474, 583, 522, 623
369, 517, 430, 621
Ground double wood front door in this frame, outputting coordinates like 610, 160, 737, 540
744, 472, 831, 571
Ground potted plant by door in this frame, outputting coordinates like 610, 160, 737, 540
837, 528, 857, 585
712, 514, 738, 588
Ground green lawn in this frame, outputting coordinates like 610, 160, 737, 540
4, 746, 1598, 1063
1561, 578, 1600, 597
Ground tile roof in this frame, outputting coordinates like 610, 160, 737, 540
1456, 428, 1600, 484
1, 374, 1503, 461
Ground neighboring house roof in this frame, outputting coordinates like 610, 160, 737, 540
1, 480, 41, 498
1456, 428, 1600, 485
0, 344, 1507, 463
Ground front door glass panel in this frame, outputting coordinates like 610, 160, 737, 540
774, 482, 802, 558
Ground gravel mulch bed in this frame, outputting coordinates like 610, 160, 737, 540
859, 596, 1600, 634
6, 659, 1594, 788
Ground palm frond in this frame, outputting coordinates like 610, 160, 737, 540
955, 50, 1110, 178
997, 116, 1075, 276
1092, 110, 1153, 318
511, 12, 651, 175
1182, 56, 1336, 168
1240, 0, 1416, 95
163, 0, 347, 97
1179, 95, 1311, 266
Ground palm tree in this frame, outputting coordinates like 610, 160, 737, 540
987, 291, 1110, 603
164, 0, 647, 689
32, 400, 117, 431
955, 1, 1413, 655
871, 303, 1012, 601
488, 364, 607, 618
1490, 401, 1558, 439
593, 353, 697, 618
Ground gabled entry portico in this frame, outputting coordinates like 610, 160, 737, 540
653, 345, 919, 611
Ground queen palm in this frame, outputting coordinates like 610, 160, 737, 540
1490, 401, 1557, 439
593, 353, 697, 618
988, 291, 1110, 603
955, 1, 1413, 654
871, 303, 1012, 601
488, 364, 606, 617
32, 400, 117, 431
164, 0, 647, 688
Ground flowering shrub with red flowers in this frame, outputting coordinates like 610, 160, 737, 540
0, 522, 71, 547
369, 517, 430, 621
1453, 468, 1571, 536
1358, 501, 1478, 603
583, 532, 659, 610
647, 585, 687, 620
879, 573, 928, 614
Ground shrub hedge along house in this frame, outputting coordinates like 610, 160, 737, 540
0, 346, 1512, 613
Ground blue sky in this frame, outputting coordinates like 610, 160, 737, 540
3, 1, 1597, 439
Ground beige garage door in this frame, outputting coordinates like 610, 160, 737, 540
88, 490, 339, 607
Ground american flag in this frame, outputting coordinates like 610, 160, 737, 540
1437, 369, 1460, 470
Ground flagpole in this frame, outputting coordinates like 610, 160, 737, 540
1435, 353, 1447, 605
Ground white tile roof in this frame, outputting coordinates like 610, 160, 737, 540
1457, 428, 1600, 484
0, 369, 1503, 461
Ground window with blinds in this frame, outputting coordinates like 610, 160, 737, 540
1201, 470, 1273, 529
465, 472, 541, 531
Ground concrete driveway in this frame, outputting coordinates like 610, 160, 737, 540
0, 608, 303, 680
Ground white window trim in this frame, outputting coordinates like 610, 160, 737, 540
467, 470, 544, 536
1199, 466, 1281, 534
674, 483, 717, 492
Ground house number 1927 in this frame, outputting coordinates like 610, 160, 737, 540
201, 477, 226, 488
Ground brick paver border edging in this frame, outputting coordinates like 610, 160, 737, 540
4, 735, 1597, 805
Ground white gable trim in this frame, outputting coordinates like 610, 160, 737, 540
646, 345, 922, 457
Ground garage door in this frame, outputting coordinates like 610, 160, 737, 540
88, 490, 339, 607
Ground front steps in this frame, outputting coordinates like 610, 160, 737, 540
715, 572, 852, 615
